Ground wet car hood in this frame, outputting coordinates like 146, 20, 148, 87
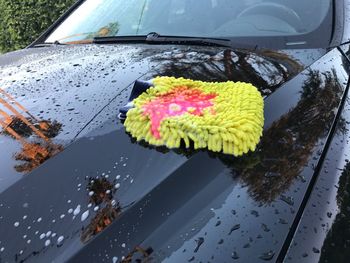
0, 44, 347, 263
0, 44, 325, 190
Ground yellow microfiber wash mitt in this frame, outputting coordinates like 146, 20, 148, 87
124, 77, 264, 156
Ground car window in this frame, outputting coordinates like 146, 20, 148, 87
45, 0, 332, 47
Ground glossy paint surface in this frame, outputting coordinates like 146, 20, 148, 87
0, 44, 348, 263
0, 44, 324, 192
284, 44, 350, 263
341, 0, 350, 43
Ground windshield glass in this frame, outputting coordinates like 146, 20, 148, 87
45, 0, 332, 47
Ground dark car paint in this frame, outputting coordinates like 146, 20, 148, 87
283, 43, 350, 262
0, 42, 349, 263
0, 0, 350, 262
0, 44, 324, 192
340, 1, 350, 44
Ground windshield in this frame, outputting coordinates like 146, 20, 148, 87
45, 0, 332, 47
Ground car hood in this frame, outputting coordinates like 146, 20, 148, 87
0, 44, 347, 263
0, 44, 324, 190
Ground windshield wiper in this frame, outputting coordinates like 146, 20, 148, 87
93, 32, 232, 48
32, 41, 66, 48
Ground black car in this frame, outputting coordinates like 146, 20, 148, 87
1, 0, 350, 262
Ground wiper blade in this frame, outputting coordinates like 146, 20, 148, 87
93, 35, 149, 44
32, 41, 66, 48
93, 32, 232, 47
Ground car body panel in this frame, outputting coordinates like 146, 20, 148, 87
0, 0, 348, 262
0, 44, 324, 192
0, 45, 349, 263
283, 44, 350, 263
341, 0, 350, 44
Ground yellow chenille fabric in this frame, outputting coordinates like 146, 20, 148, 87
124, 77, 264, 156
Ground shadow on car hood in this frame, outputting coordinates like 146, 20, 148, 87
0, 44, 346, 262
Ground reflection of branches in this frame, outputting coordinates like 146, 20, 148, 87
85, 22, 120, 39
150, 49, 303, 96
87, 177, 115, 205
14, 143, 63, 173
334, 117, 347, 136
62, 22, 120, 44
2, 117, 62, 138
126, 68, 343, 204
319, 162, 350, 262
81, 178, 122, 243
0, 88, 63, 173
122, 246, 154, 263
233, 69, 343, 203
81, 203, 121, 243
81, 179, 154, 258
259, 50, 303, 79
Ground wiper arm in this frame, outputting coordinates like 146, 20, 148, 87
93, 32, 232, 48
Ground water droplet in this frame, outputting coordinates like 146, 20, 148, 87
194, 237, 204, 253
229, 224, 240, 235
261, 223, 271, 232
232, 251, 239, 260
312, 247, 320, 253
81, 210, 89, 222
259, 250, 275, 261
280, 195, 294, 206
73, 205, 81, 216
279, 218, 288, 224
251, 210, 259, 217
57, 236, 64, 244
